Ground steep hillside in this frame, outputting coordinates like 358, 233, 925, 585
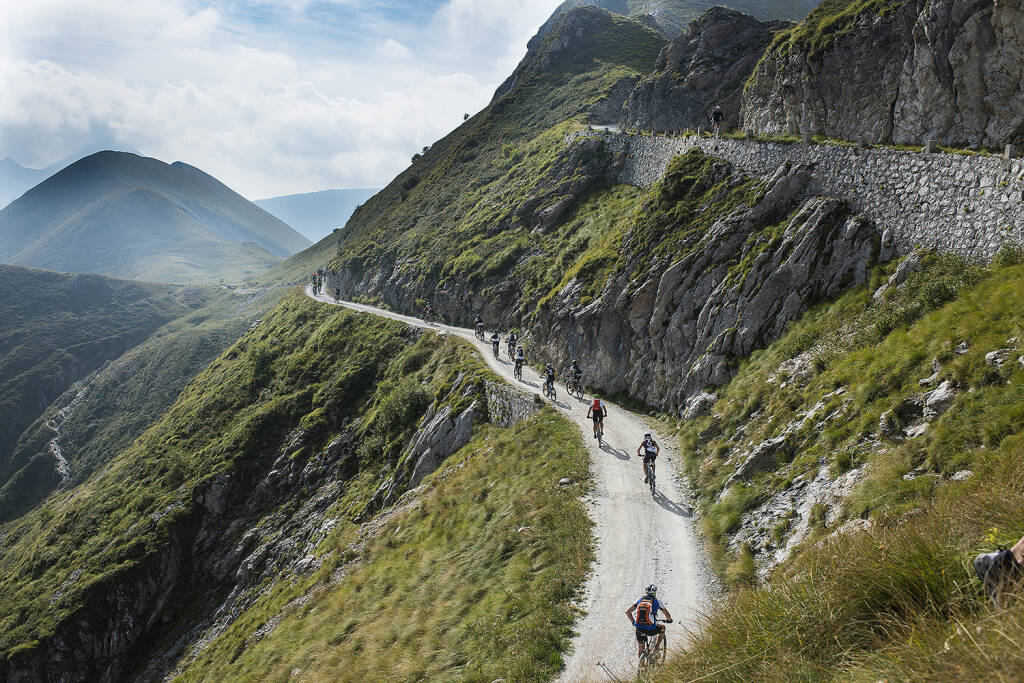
264, 6, 667, 286
0, 281, 282, 525
0, 266, 221, 494
742, 0, 1024, 148
0, 152, 310, 283
0, 292, 590, 682
621, 8, 789, 131
649, 248, 1024, 680
255, 188, 380, 242
532, 0, 819, 43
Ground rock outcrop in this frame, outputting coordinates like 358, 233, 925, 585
537, 159, 880, 412
742, 0, 1024, 149
622, 8, 789, 132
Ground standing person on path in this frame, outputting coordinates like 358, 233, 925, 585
637, 433, 660, 484
710, 106, 723, 137
587, 395, 607, 439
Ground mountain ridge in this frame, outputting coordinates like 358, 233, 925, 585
0, 151, 310, 283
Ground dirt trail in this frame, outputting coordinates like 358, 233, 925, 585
306, 288, 712, 681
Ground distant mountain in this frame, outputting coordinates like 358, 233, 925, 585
0, 151, 311, 283
255, 188, 379, 242
0, 146, 141, 208
532, 0, 820, 42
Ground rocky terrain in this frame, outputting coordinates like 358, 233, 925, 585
621, 8, 788, 131
742, 0, 1024, 149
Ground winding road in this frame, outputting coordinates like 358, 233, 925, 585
306, 288, 712, 681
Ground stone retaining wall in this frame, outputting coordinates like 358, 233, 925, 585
485, 381, 541, 428
570, 130, 1024, 261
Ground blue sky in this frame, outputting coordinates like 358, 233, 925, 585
0, 0, 560, 197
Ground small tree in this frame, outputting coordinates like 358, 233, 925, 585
422, 145, 430, 154
411, 153, 421, 162
463, 113, 470, 121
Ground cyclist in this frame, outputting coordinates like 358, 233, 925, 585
637, 433, 660, 484
474, 314, 484, 339
543, 362, 556, 395
587, 395, 607, 439
626, 584, 672, 661
569, 359, 583, 393
514, 346, 525, 378
507, 330, 518, 358
425, 302, 436, 321
490, 332, 500, 357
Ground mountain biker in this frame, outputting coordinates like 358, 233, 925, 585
637, 433, 660, 484
544, 362, 556, 394
569, 359, 583, 389
710, 105, 724, 136
474, 314, 484, 338
587, 395, 606, 439
514, 346, 525, 377
627, 584, 672, 660
490, 332, 500, 356
426, 302, 435, 318
507, 330, 518, 357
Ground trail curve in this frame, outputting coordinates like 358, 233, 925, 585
305, 288, 713, 681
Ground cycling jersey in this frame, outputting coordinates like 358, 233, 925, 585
642, 438, 658, 455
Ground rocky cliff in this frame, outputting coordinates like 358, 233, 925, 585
742, 0, 1024, 149
622, 8, 788, 132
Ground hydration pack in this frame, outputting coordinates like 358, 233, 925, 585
636, 598, 656, 626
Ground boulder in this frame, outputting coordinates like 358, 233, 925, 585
683, 392, 717, 419
923, 380, 957, 420
986, 349, 1012, 367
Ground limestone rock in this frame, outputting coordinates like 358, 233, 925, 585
742, 0, 1024, 150
873, 253, 921, 301
683, 392, 717, 420
986, 349, 1012, 367
923, 380, 956, 420
621, 8, 788, 133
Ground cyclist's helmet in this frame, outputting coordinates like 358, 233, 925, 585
644, 433, 651, 439
645, 584, 658, 596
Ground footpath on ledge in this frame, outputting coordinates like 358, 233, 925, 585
305, 287, 712, 682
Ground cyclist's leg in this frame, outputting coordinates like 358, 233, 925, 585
636, 629, 647, 659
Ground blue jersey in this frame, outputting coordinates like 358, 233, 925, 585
633, 596, 662, 630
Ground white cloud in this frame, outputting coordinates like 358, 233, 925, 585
0, 0, 560, 198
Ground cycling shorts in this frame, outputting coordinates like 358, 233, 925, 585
643, 451, 658, 464
635, 623, 664, 642
591, 413, 604, 423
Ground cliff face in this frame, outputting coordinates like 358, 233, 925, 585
325, 147, 881, 414
742, 0, 1024, 149
622, 8, 788, 132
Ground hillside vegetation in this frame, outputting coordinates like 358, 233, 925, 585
0, 280, 283, 524
0, 265, 223, 496
653, 250, 1024, 679
0, 292, 591, 682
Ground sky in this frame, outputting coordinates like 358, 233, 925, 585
0, 0, 560, 199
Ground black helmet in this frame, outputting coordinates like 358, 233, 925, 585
645, 583, 657, 596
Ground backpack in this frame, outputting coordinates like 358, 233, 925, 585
635, 597, 657, 626
591, 399, 603, 412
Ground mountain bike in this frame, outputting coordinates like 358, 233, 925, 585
475, 324, 484, 341
638, 622, 669, 670
514, 361, 523, 381
507, 342, 516, 360
567, 376, 583, 399
544, 378, 556, 400
492, 343, 500, 359
647, 460, 657, 495
595, 420, 604, 447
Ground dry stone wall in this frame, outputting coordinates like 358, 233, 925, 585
485, 381, 541, 428
570, 130, 1024, 261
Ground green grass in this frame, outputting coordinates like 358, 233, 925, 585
176, 410, 592, 682
655, 249, 1024, 679
0, 291, 591, 681
762, 0, 911, 62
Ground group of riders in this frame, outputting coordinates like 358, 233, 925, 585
310, 270, 340, 300
467, 309, 670, 662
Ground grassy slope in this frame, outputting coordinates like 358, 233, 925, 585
0, 291, 590, 682
0, 286, 286, 524
653, 250, 1024, 679
258, 9, 666, 288
177, 411, 591, 682
0, 265, 221, 479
